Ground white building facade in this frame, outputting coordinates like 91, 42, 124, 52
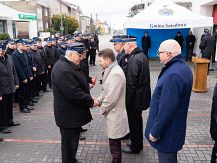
0, 3, 37, 39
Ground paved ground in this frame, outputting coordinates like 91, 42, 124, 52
0, 35, 216, 163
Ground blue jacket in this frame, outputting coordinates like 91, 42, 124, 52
11, 49, 32, 82
145, 55, 193, 153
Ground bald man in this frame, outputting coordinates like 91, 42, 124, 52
145, 40, 193, 163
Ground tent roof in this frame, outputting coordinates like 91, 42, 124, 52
124, 0, 213, 29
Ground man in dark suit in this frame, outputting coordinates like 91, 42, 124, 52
110, 36, 126, 69
121, 36, 151, 154
199, 29, 216, 70
141, 32, 151, 58
0, 43, 19, 134
51, 43, 99, 163
175, 31, 184, 50
44, 37, 59, 88
145, 40, 193, 163
186, 31, 196, 61
12, 40, 33, 113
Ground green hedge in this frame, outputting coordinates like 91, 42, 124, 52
0, 33, 10, 40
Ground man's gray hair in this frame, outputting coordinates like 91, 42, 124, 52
65, 50, 77, 56
160, 39, 181, 57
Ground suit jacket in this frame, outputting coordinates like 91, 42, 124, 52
199, 34, 216, 58
0, 55, 19, 96
97, 62, 129, 139
11, 49, 32, 82
145, 55, 193, 153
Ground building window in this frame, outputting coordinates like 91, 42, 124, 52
0, 21, 6, 34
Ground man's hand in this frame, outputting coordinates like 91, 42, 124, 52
29, 77, 33, 81
33, 67, 37, 72
149, 133, 157, 142
48, 65, 51, 69
23, 79, 28, 84
0, 96, 2, 101
93, 99, 99, 107
15, 85, 19, 89
91, 76, 97, 85
89, 84, 94, 89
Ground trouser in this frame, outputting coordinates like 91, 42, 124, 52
158, 151, 177, 163
109, 139, 122, 163
60, 127, 80, 163
0, 94, 13, 128
203, 55, 211, 70
126, 109, 143, 151
211, 141, 217, 163
143, 48, 149, 58
36, 74, 43, 94
18, 82, 28, 110
27, 79, 35, 102
47, 66, 54, 87
89, 50, 96, 65
41, 72, 48, 91
186, 48, 193, 61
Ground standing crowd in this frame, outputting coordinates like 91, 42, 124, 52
0, 32, 99, 136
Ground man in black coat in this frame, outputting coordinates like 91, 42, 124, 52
199, 30, 216, 65
51, 43, 98, 163
141, 32, 151, 58
88, 37, 97, 66
44, 37, 59, 88
110, 36, 126, 69
36, 39, 48, 92
57, 42, 66, 58
0, 43, 19, 134
210, 83, 217, 163
186, 31, 196, 61
121, 36, 151, 154
12, 40, 33, 113
5, 39, 16, 55
175, 31, 184, 50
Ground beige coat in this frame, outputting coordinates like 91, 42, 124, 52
97, 62, 129, 139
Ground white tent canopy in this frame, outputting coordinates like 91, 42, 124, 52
124, 0, 213, 29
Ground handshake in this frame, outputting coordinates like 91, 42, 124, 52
93, 99, 100, 107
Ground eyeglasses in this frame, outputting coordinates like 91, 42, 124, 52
157, 51, 169, 56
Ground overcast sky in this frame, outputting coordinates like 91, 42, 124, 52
64, 0, 140, 29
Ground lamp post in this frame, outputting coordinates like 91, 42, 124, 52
60, 2, 64, 34
63, 14, 66, 35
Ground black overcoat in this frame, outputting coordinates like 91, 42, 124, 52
51, 57, 93, 128
125, 47, 151, 111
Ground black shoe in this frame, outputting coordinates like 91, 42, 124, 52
0, 128, 12, 134
7, 121, 20, 127
80, 128, 87, 132
79, 135, 86, 140
26, 107, 34, 110
20, 108, 31, 113
31, 99, 38, 103
0, 138, 3, 142
28, 101, 35, 106
122, 146, 141, 154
